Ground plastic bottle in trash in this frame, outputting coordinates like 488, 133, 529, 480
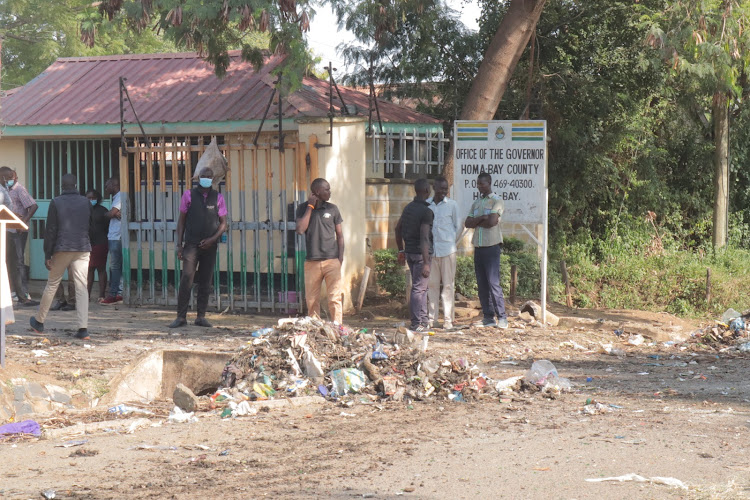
252, 327, 274, 338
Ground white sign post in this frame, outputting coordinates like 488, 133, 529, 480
452, 120, 549, 321
0, 206, 28, 368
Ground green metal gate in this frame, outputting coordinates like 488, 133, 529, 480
119, 134, 314, 313
27, 139, 118, 280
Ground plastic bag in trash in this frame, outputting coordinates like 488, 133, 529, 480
730, 317, 745, 333
523, 360, 572, 393
329, 368, 367, 396
722, 308, 742, 323
168, 406, 198, 424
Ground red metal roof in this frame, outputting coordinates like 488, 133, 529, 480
0, 51, 440, 127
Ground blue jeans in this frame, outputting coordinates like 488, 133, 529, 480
108, 239, 122, 298
406, 253, 430, 328
474, 244, 506, 320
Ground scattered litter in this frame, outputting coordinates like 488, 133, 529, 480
167, 406, 198, 424
219, 449, 230, 456
522, 360, 571, 394
32, 350, 50, 357
0, 420, 41, 437
42, 489, 56, 499
108, 404, 154, 416
627, 334, 645, 346
130, 444, 178, 451
585, 473, 687, 490
55, 440, 88, 448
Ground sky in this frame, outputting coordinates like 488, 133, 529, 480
306, 1, 482, 72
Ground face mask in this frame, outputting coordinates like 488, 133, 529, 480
90, 200, 97, 206
7, 180, 14, 188
199, 178, 212, 188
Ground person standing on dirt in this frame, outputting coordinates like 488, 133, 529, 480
295, 178, 345, 324
427, 177, 459, 330
30, 173, 92, 340
3, 167, 39, 306
100, 177, 123, 305
86, 189, 109, 302
169, 167, 227, 328
395, 178, 433, 332
464, 172, 508, 329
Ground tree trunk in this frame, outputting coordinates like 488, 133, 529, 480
443, 0, 547, 184
712, 91, 729, 248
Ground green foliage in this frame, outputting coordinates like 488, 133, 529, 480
373, 249, 406, 298
455, 256, 477, 298
561, 218, 750, 317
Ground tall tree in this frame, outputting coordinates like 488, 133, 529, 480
0, 0, 176, 89
644, 0, 750, 248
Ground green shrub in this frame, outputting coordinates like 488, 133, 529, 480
455, 256, 477, 298
559, 216, 750, 318
373, 249, 406, 298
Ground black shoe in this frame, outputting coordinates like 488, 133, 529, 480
50, 300, 66, 311
29, 316, 44, 333
61, 303, 76, 311
19, 299, 39, 307
168, 317, 187, 328
194, 317, 213, 328
74, 329, 90, 340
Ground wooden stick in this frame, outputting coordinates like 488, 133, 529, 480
510, 265, 517, 304
560, 260, 573, 308
356, 266, 371, 311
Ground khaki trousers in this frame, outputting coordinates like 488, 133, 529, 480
37, 251, 90, 329
427, 253, 456, 326
304, 258, 343, 324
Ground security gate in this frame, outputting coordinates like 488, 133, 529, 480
119, 133, 318, 312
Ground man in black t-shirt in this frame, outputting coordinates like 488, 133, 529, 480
395, 178, 433, 331
296, 178, 345, 324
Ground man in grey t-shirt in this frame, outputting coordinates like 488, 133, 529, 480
295, 178, 345, 324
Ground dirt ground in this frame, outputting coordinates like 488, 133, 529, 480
2, 297, 750, 499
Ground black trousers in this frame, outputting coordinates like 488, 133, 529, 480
176, 243, 217, 319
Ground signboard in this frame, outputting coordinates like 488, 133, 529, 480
0, 205, 27, 368
452, 120, 547, 224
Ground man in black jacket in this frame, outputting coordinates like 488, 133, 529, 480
30, 174, 92, 339
169, 167, 227, 328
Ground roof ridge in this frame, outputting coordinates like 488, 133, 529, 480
56, 50, 255, 63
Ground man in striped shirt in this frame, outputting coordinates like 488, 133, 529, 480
464, 172, 508, 329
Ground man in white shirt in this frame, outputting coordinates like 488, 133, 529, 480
100, 177, 123, 305
427, 177, 459, 330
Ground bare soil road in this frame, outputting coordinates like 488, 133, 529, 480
2, 301, 749, 499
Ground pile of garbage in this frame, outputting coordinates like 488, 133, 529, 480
690, 308, 750, 348
207, 317, 572, 413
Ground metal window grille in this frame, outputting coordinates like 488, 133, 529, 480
369, 130, 449, 179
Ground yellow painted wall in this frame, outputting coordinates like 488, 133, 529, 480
0, 138, 27, 184
298, 119, 367, 312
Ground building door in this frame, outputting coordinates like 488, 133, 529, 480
27, 139, 119, 280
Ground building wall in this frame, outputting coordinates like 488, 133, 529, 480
0, 138, 27, 184
298, 119, 367, 312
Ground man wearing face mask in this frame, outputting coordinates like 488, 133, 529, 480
169, 167, 227, 328
0, 166, 38, 307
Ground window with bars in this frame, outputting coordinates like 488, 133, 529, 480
27, 139, 120, 200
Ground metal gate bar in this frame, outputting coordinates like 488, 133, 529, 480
120, 134, 308, 313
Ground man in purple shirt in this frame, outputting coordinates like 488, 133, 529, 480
169, 167, 227, 328
1, 167, 39, 306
